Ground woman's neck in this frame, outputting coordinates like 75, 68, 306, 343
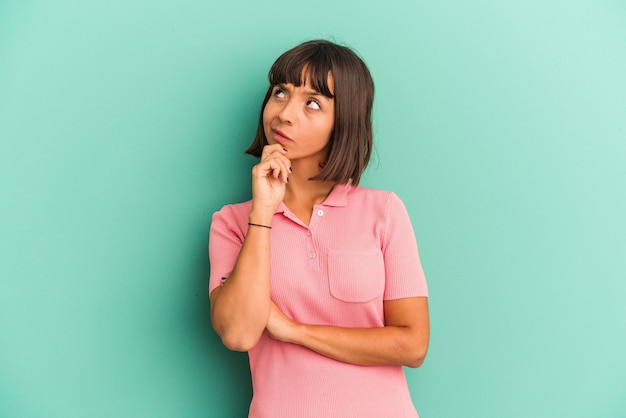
283, 176, 335, 206
281, 160, 336, 225
283, 158, 333, 202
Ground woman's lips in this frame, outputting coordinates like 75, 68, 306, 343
272, 129, 291, 144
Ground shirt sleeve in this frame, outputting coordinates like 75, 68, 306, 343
382, 192, 428, 300
208, 204, 246, 295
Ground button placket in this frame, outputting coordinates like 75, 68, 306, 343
305, 206, 326, 267
305, 227, 318, 266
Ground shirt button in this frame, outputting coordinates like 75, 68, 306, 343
307, 230, 311, 236
309, 252, 317, 259
317, 209, 324, 217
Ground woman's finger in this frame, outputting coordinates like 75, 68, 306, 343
261, 144, 288, 160
258, 151, 291, 182
268, 158, 289, 183
255, 156, 289, 183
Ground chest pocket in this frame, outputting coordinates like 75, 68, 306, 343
327, 248, 385, 303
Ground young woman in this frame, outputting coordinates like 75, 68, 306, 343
208, 40, 429, 418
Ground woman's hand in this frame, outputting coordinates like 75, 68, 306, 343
250, 144, 291, 220
265, 301, 297, 343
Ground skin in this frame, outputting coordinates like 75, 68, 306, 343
210, 74, 430, 368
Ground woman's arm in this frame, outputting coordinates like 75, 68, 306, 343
210, 227, 272, 352
265, 296, 430, 368
210, 144, 291, 352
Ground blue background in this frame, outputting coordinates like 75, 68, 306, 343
1, 1, 625, 416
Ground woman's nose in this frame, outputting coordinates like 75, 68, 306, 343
277, 99, 295, 125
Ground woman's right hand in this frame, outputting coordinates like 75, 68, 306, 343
250, 144, 291, 218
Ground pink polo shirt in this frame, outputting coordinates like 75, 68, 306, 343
209, 183, 428, 418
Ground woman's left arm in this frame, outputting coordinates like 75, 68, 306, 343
265, 296, 429, 368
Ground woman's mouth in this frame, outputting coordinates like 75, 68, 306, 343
272, 129, 291, 144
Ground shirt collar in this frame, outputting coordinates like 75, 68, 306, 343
321, 182, 350, 207
274, 182, 351, 214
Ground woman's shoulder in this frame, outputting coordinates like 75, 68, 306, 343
212, 199, 253, 222
346, 184, 404, 206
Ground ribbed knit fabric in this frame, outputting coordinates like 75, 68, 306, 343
209, 183, 428, 418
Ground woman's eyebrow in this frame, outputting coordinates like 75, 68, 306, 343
275, 83, 332, 98
304, 88, 334, 99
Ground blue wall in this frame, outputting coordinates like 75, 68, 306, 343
1, 1, 625, 416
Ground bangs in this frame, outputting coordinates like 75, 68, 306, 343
268, 44, 335, 98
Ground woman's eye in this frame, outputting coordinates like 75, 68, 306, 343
273, 88, 285, 98
306, 99, 321, 110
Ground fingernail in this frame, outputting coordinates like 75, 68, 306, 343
282, 148, 288, 152
286, 177, 289, 182
289, 167, 293, 172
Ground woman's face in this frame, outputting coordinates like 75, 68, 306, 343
263, 74, 335, 164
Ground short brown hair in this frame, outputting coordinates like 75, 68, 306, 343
245, 40, 374, 186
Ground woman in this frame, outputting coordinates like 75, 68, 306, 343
208, 40, 429, 418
